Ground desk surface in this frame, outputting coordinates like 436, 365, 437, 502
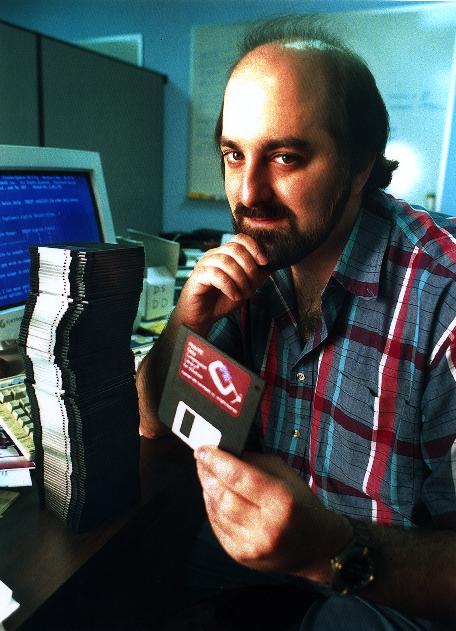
0, 436, 201, 631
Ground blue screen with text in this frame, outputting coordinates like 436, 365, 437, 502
0, 172, 102, 308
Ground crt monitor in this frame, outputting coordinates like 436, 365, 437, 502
0, 144, 116, 346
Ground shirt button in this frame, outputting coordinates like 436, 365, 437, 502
296, 371, 306, 382
292, 429, 301, 438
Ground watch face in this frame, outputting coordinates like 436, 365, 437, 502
331, 544, 375, 595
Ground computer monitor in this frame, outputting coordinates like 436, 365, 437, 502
0, 144, 116, 345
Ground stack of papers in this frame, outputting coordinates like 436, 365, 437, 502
0, 468, 31, 489
0, 426, 33, 488
0, 579, 19, 627
18, 243, 144, 531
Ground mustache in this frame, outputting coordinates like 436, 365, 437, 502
233, 202, 292, 220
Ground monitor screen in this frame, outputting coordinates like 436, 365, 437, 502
0, 171, 102, 310
0, 145, 116, 347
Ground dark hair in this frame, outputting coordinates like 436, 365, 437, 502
215, 16, 398, 191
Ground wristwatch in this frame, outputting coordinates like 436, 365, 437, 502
330, 518, 377, 595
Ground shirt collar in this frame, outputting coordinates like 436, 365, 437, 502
256, 268, 297, 320
331, 191, 393, 300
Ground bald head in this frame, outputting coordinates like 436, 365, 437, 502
225, 43, 331, 143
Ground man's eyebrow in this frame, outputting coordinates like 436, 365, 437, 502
218, 137, 239, 149
218, 136, 310, 152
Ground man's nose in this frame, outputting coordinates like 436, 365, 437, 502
239, 160, 273, 208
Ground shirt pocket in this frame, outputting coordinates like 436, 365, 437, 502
313, 373, 419, 515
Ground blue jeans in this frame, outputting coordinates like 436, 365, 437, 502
295, 595, 439, 630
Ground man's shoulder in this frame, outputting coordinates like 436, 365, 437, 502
367, 192, 456, 267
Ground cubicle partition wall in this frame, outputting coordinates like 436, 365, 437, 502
0, 20, 165, 237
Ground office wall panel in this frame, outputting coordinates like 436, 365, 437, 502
0, 22, 39, 145
40, 37, 164, 238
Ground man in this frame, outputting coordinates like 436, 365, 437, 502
137, 17, 456, 629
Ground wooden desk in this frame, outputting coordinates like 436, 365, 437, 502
0, 435, 204, 630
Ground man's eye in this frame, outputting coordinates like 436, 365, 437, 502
223, 151, 242, 162
274, 153, 300, 165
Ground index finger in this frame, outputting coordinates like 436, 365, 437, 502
227, 233, 268, 267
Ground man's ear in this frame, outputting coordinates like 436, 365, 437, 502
351, 155, 376, 196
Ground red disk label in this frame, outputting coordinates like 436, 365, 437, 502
179, 335, 251, 417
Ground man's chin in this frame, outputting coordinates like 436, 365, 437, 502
260, 252, 310, 272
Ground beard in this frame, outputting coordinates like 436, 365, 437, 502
231, 175, 352, 272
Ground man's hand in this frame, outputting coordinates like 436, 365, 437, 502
194, 446, 352, 581
174, 233, 269, 336
135, 233, 268, 439
195, 448, 456, 621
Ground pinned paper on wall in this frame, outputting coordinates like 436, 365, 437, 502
74, 34, 143, 66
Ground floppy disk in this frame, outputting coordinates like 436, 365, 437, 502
158, 326, 265, 455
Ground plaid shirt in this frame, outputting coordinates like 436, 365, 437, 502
209, 191, 456, 529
